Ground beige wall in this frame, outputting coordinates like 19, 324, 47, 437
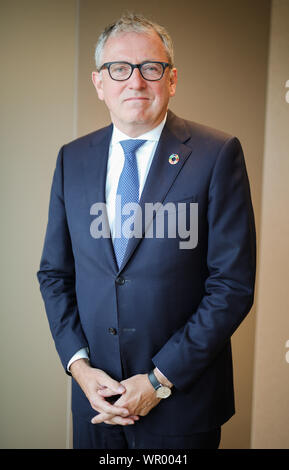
3, 0, 287, 450
251, 0, 289, 449
0, 0, 77, 448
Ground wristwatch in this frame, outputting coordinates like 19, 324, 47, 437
148, 369, 172, 399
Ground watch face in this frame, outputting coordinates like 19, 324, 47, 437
156, 386, 171, 399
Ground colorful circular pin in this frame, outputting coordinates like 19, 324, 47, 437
168, 154, 179, 165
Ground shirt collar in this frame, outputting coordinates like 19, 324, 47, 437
111, 113, 167, 146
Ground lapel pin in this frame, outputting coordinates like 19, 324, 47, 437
168, 154, 179, 165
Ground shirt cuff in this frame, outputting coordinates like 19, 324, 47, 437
67, 347, 89, 371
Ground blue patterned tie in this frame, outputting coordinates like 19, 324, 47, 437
113, 139, 146, 268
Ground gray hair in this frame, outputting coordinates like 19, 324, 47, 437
94, 13, 174, 70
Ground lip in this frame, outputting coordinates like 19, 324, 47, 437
123, 97, 150, 102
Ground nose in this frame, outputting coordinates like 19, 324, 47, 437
127, 67, 146, 89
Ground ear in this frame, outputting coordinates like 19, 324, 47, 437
92, 71, 104, 101
169, 67, 177, 97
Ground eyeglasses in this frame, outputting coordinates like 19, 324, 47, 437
98, 61, 172, 81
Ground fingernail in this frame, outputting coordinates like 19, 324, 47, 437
118, 386, 125, 393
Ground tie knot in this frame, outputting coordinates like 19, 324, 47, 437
120, 139, 146, 157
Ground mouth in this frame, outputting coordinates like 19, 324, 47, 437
123, 97, 150, 102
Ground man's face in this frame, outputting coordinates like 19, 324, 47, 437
92, 31, 177, 137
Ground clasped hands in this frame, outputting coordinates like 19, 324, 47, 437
70, 359, 164, 426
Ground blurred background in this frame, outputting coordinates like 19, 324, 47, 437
0, 0, 288, 449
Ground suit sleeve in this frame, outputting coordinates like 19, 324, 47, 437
152, 137, 256, 391
37, 147, 88, 373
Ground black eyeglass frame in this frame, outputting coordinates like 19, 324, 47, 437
98, 61, 173, 81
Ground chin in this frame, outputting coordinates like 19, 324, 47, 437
125, 110, 154, 124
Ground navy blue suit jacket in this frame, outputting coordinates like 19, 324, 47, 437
37, 110, 256, 435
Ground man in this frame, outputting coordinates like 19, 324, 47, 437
37, 13, 256, 449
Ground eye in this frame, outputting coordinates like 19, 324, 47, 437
115, 66, 127, 73
142, 64, 161, 73
110, 63, 130, 74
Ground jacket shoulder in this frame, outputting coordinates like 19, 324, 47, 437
62, 124, 112, 153
167, 110, 235, 149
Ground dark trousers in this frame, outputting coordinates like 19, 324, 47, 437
73, 415, 221, 449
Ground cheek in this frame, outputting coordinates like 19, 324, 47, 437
152, 82, 171, 102
154, 90, 170, 105
103, 80, 122, 97
103, 86, 121, 108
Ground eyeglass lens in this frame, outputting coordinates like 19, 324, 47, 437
109, 62, 165, 80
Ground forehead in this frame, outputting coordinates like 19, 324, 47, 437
101, 30, 168, 63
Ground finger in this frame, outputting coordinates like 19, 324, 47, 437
97, 388, 118, 397
90, 394, 129, 416
108, 414, 139, 424
91, 413, 135, 426
105, 415, 136, 425
97, 370, 126, 395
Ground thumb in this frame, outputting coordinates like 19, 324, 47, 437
98, 388, 117, 397
96, 370, 125, 394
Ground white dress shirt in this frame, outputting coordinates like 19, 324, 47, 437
67, 115, 167, 371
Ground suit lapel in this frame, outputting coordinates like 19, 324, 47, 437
83, 125, 112, 205
82, 124, 118, 271
118, 112, 192, 272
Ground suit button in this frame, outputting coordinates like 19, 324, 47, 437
108, 327, 117, 335
115, 276, 125, 285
